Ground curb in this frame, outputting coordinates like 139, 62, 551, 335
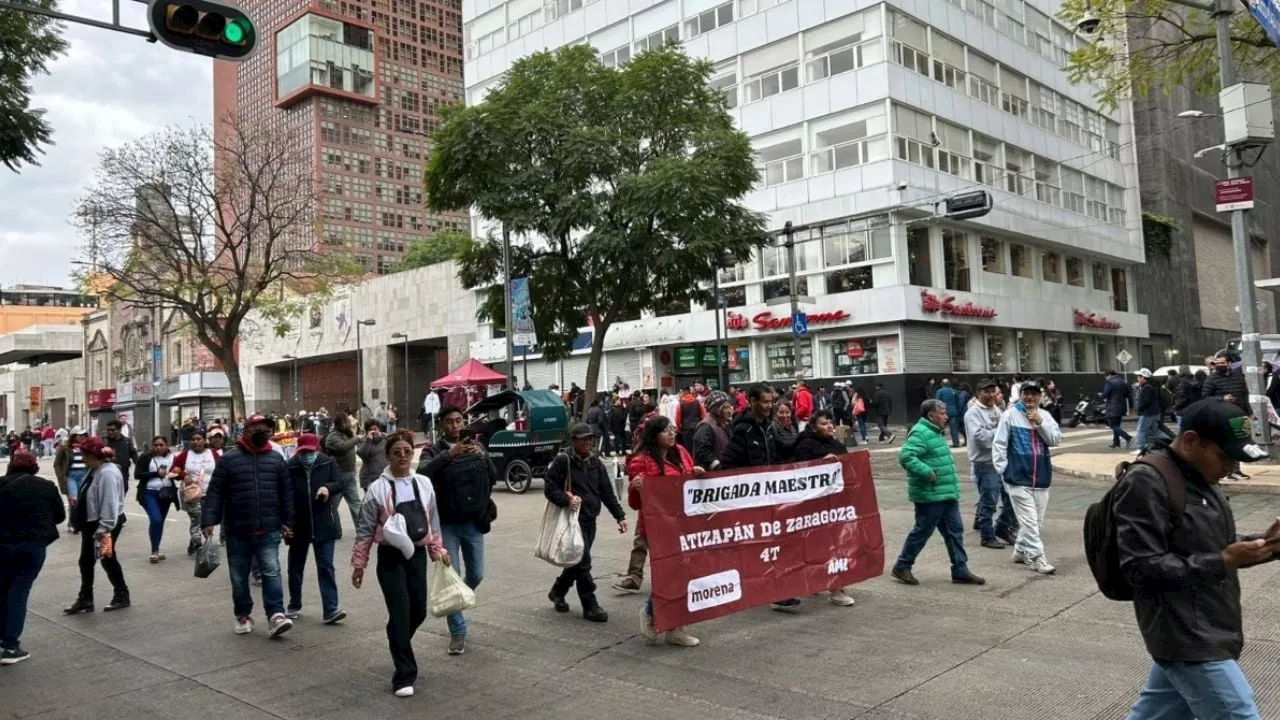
1054, 465, 1280, 495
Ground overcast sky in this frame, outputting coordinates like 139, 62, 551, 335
0, 0, 211, 288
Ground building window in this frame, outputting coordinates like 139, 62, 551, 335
1041, 251, 1062, 283
276, 14, 377, 99
888, 11, 929, 76
765, 340, 812, 380
1000, 67, 1029, 119
987, 329, 1012, 373
600, 44, 630, 67
805, 8, 882, 82
755, 136, 804, 186
1066, 256, 1086, 287
1092, 261, 1110, 291
1046, 332, 1066, 372
709, 61, 738, 108
968, 51, 999, 106
1072, 336, 1090, 372
1112, 269, 1129, 311
826, 266, 874, 294
973, 133, 1002, 187
831, 337, 880, 376
1010, 243, 1032, 278
809, 104, 889, 174
684, 2, 733, 38
893, 104, 934, 169
981, 237, 1005, 273
951, 327, 974, 372
908, 227, 932, 286
633, 24, 680, 53
738, 0, 783, 15
744, 63, 800, 102
943, 230, 970, 291
1004, 145, 1032, 196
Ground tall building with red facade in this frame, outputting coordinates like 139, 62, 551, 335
213, 0, 468, 274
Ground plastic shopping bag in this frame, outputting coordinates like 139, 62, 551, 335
533, 502, 585, 567
428, 559, 477, 618
382, 513, 417, 560
194, 537, 220, 579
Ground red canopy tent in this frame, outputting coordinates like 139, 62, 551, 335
431, 359, 508, 389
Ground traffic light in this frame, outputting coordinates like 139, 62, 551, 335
147, 0, 257, 61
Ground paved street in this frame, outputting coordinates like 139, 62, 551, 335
6, 441, 1280, 720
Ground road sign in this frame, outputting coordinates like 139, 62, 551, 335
944, 190, 993, 220
792, 312, 808, 338
1244, 0, 1280, 49
1116, 349, 1133, 366
1215, 177, 1255, 212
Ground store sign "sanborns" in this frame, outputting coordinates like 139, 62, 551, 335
726, 309, 850, 331
920, 289, 998, 318
1072, 309, 1121, 329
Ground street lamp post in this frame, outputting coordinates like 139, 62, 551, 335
502, 226, 515, 388
282, 355, 298, 409
355, 318, 376, 414
391, 332, 410, 426
711, 251, 735, 392
1086, 0, 1271, 449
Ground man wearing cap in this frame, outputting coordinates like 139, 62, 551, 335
965, 379, 1017, 548
201, 413, 296, 639
1134, 368, 1170, 454
544, 423, 627, 622
993, 381, 1062, 574
1113, 399, 1276, 718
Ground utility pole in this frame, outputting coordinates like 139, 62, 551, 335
784, 221, 802, 374
502, 226, 515, 389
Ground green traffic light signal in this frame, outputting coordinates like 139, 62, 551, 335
223, 18, 248, 44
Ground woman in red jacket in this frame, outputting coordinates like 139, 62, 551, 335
627, 415, 704, 648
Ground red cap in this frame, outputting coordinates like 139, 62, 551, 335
296, 433, 320, 451
245, 413, 271, 427
80, 436, 116, 461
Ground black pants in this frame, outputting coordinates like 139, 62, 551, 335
78, 524, 127, 599
552, 515, 598, 608
376, 545, 428, 690
877, 415, 892, 441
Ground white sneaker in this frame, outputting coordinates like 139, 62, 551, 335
664, 627, 700, 647
268, 613, 293, 638
829, 589, 855, 607
640, 608, 657, 646
1011, 550, 1027, 564
234, 616, 253, 635
1029, 556, 1056, 575
394, 686, 415, 698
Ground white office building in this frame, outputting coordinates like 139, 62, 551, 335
462, 0, 1150, 406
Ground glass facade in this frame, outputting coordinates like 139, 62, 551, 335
277, 15, 376, 99
830, 337, 881, 376
765, 341, 812, 380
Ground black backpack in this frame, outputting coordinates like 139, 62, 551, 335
1083, 453, 1185, 601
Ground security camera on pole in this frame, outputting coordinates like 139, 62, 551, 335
1080, 0, 1276, 450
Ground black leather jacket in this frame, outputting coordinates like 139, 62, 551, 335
1113, 447, 1270, 662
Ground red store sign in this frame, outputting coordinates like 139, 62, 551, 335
846, 340, 865, 358
1073, 309, 1121, 330
726, 309, 850, 332
87, 388, 117, 410
920, 289, 997, 318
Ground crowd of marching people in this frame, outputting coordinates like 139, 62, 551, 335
3, 354, 1279, 715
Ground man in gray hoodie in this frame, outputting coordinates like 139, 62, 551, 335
964, 379, 1016, 549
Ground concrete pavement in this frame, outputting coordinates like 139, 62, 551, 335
6, 450, 1280, 719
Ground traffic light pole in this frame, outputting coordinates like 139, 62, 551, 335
0, 0, 156, 40
784, 221, 802, 376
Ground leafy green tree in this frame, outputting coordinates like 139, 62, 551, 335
392, 229, 472, 271
426, 44, 768, 407
1, 0, 70, 171
1060, 0, 1277, 111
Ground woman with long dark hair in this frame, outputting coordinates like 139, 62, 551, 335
626, 416, 703, 648
135, 436, 177, 563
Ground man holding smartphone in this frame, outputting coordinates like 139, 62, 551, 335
1112, 399, 1275, 719
993, 381, 1062, 575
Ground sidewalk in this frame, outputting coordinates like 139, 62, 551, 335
1054, 451, 1280, 494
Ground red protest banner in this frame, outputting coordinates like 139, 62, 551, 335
642, 451, 884, 633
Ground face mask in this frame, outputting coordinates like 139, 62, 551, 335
249, 428, 272, 447
300, 451, 317, 466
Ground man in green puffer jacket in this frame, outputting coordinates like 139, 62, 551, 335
891, 399, 985, 587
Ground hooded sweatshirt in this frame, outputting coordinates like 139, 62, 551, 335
351, 467, 447, 569
992, 402, 1062, 488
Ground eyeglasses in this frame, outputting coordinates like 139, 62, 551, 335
389, 447, 414, 457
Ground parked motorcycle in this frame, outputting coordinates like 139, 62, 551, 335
1065, 393, 1109, 428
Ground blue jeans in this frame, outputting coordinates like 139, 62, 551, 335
894, 500, 969, 577
1136, 414, 1170, 450
1128, 659, 1260, 719
856, 416, 867, 442
226, 532, 285, 619
287, 539, 338, 617
65, 468, 87, 503
0, 541, 47, 651
142, 488, 171, 552
439, 521, 485, 636
974, 462, 1016, 541
1107, 416, 1133, 446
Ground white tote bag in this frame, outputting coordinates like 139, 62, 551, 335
534, 460, 585, 567
428, 559, 477, 618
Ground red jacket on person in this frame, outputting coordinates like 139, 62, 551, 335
794, 387, 814, 421
625, 444, 694, 538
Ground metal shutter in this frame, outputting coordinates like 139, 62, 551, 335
603, 351, 642, 391
514, 357, 558, 390
901, 323, 952, 373
561, 355, 592, 391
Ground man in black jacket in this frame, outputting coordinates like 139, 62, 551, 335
544, 423, 627, 622
418, 405, 498, 655
202, 413, 295, 639
720, 383, 777, 470
1113, 400, 1275, 718
872, 383, 896, 443
284, 433, 346, 625
103, 420, 137, 486
1202, 352, 1251, 414
0, 451, 65, 664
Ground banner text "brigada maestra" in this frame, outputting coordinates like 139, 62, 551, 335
681, 461, 844, 516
